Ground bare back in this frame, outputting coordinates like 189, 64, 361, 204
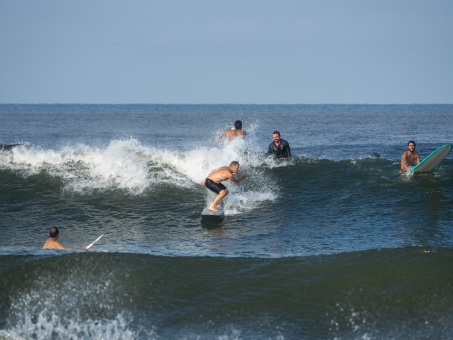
223, 129, 246, 141
207, 166, 234, 183
43, 238, 65, 249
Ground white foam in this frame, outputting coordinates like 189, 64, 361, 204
1, 140, 152, 194
1, 310, 139, 340
1, 270, 147, 339
0, 136, 280, 209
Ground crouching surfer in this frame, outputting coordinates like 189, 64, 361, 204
201, 161, 247, 212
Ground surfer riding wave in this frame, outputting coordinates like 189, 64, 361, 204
201, 161, 247, 212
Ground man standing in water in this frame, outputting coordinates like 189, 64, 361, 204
400, 140, 420, 174
222, 120, 246, 141
43, 227, 87, 250
201, 161, 247, 212
268, 131, 291, 159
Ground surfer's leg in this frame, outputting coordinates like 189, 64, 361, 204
209, 189, 228, 211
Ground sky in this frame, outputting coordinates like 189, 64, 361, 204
1, 0, 452, 104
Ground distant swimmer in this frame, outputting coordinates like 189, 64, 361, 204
400, 140, 420, 174
201, 161, 247, 212
42, 227, 88, 250
268, 131, 291, 159
222, 120, 246, 141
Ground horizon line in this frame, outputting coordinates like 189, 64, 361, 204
1, 102, 453, 106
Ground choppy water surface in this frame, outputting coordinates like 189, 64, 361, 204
1, 104, 452, 338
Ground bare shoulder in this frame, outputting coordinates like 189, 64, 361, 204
217, 166, 230, 172
234, 130, 246, 139
223, 130, 235, 137
218, 167, 233, 175
224, 129, 246, 140
43, 239, 65, 250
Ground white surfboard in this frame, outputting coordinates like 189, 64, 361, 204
86, 234, 104, 249
201, 207, 225, 217
410, 144, 452, 173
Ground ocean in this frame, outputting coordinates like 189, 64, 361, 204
0, 104, 452, 339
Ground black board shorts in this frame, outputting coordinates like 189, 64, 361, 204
204, 178, 227, 194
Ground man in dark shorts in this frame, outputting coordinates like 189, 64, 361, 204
268, 131, 291, 159
201, 161, 247, 212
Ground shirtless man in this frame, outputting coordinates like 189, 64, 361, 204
201, 161, 247, 211
43, 227, 88, 250
223, 120, 246, 141
400, 140, 420, 174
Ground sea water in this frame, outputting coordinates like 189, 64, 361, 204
1, 104, 452, 339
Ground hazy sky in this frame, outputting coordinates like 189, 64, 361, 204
1, 0, 452, 104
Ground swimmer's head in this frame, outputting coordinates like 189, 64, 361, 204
234, 120, 242, 130
49, 227, 59, 238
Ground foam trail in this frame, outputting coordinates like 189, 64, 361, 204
2, 139, 152, 194
162, 135, 279, 213
0, 137, 279, 211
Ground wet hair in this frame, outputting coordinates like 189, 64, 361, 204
273, 131, 281, 136
230, 161, 240, 167
234, 120, 242, 130
49, 227, 59, 238
408, 141, 416, 147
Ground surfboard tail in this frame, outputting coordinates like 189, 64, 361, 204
411, 144, 452, 173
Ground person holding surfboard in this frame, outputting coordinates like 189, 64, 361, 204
268, 131, 291, 159
400, 140, 420, 174
201, 161, 247, 212
222, 120, 246, 141
42, 227, 88, 250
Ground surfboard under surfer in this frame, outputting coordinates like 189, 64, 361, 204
400, 140, 420, 174
201, 161, 247, 212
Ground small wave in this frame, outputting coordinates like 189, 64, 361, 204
0, 138, 282, 210
2, 248, 452, 339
